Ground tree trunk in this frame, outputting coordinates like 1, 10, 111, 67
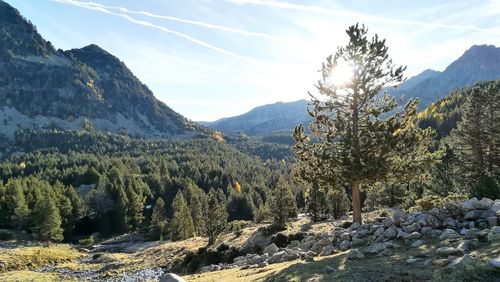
352, 178, 362, 224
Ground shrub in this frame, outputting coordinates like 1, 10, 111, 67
0, 229, 13, 241
78, 235, 94, 247
228, 220, 250, 237
409, 193, 468, 212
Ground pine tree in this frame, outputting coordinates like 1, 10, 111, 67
451, 81, 500, 198
150, 197, 167, 239
32, 193, 63, 242
202, 190, 228, 245
304, 181, 328, 222
169, 191, 195, 241
5, 180, 30, 230
268, 176, 297, 229
294, 24, 440, 223
126, 179, 144, 231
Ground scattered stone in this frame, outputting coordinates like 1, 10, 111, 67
318, 238, 333, 247
397, 229, 409, 239
339, 240, 350, 251
488, 257, 500, 268
406, 232, 422, 240
420, 226, 433, 235
378, 248, 393, 257
464, 229, 478, 239
369, 225, 382, 234
464, 210, 482, 220
410, 240, 423, 248
488, 217, 498, 227
447, 254, 475, 271
457, 240, 477, 253
406, 258, 420, 264
340, 232, 351, 242
366, 243, 385, 254
436, 247, 462, 256
263, 243, 279, 255
488, 232, 500, 242
160, 273, 186, 282
350, 222, 362, 230
289, 240, 300, 247
324, 265, 337, 274
354, 229, 369, 239
460, 198, 477, 212
439, 229, 461, 240
346, 249, 365, 260
311, 243, 323, 253
268, 251, 286, 264
383, 227, 397, 239
320, 245, 335, 256
350, 238, 366, 248
257, 262, 268, 268
305, 255, 315, 262
404, 222, 421, 233
476, 198, 493, 210
382, 217, 394, 228
374, 227, 385, 237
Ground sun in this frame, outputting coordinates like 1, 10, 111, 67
327, 59, 354, 86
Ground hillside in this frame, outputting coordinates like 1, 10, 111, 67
201, 100, 310, 136
0, 1, 202, 139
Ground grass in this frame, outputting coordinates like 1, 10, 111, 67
0, 271, 75, 282
0, 244, 85, 273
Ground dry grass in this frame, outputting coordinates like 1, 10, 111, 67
0, 244, 85, 273
0, 270, 75, 282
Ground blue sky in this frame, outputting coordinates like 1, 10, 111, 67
5, 0, 500, 121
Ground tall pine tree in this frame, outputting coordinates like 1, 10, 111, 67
268, 176, 297, 229
202, 190, 228, 245
294, 24, 439, 223
169, 191, 195, 241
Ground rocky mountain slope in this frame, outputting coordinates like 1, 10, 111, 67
0, 1, 202, 139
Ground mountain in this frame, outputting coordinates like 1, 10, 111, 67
391, 44, 500, 107
0, 1, 202, 139
201, 100, 311, 136
205, 45, 500, 136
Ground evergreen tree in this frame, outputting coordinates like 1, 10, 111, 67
304, 181, 328, 222
268, 176, 297, 229
327, 187, 350, 219
32, 193, 63, 241
150, 197, 167, 239
451, 81, 500, 198
169, 191, 195, 241
202, 190, 228, 245
184, 184, 207, 235
126, 177, 145, 231
6, 180, 30, 230
294, 24, 439, 223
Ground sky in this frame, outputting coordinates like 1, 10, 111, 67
5, 0, 500, 121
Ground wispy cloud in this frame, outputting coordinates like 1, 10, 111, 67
52, 0, 257, 62
226, 0, 500, 33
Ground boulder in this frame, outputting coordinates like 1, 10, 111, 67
443, 218, 457, 228
379, 248, 393, 257
289, 240, 300, 247
354, 229, 369, 239
339, 240, 350, 251
475, 198, 493, 210
383, 227, 397, 239
349, 222, 362, 230
410, 240, 423, 248
404, 222, 421, 233
340, 232, 351, 242
366, 243, 385, 254
447, 254, 475, 271
350, 238, 366, 248
460, 198, 477, 212
464, 229, 478, 239
320, 245, 335, 256
346, 249, 365, 260
397, 229, 409, 239
457, 240, 478, 253
439, 229, 461, 240
382, 217, 394, 228
406, 232, 422, 240
311, 243, 323, 253
160, 273, 186, 282
488, 257, 500, 268
488, 232, 500, 242
487, 217, 498, 227
374, 227, 385, 237
317, 238, 333, 247
268, 251, 286, 264
492, 226, 500, 234
420, 226, 433, 235
369, 225, 383, 234
263, 243, 279, 255
464, 210, 482, 220
436, 247, 462, 256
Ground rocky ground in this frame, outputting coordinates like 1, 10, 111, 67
0, 197, 499, 281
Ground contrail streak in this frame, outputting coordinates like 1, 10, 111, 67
52, 0, 258, 63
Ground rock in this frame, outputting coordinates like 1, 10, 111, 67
436, 247, 462, 256
464, 229, 478, 239
324, 265, 337, 274
268, 251, 286, 264
492, 226, 500, 234
369, 225, 382, 234
443, 218, 457, 228
492, 201, 500, 213
488, 257, 500, 268
447, 254, 475, 271
366, 243, 385, 254
420, 226, 433, 235
346, 249, 365, 260
460, 198, 477, 212
200, 265, 221, 273
379, 248, 393, 257
160, 273, 186, 282
439, 229, 461, 240
320, 245, 335, 256
374, 227, 385, 237
349, 222, 362, 230
410, 240, 423, 248
340, 232, 351, 241
354, 229, 369, 239
339, 240, 350, 251
289, 240, 300, 247
464, 210, 482, 220
404, 222, 421, 233
318, 238, 333, 247
406, 232, 422, 240
397, 229, 409, 239
383, 241, 401, 249
487, 217, 498, 227
251, 255, 265, 265
406, 258, 420, 264
257, 262, 268, 268
263, 243, 279, 255
284, 250, 300, 261
457, 240, 478, 253
382, 217, 394, 228
311, 243, 322, 253
475, 198, 493, 210
305, 255, 315, 262
350, 238, 366, 248
488, 232, 500, 242
383, 227, 397, 239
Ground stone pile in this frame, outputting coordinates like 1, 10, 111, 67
200, 198, 500, 273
